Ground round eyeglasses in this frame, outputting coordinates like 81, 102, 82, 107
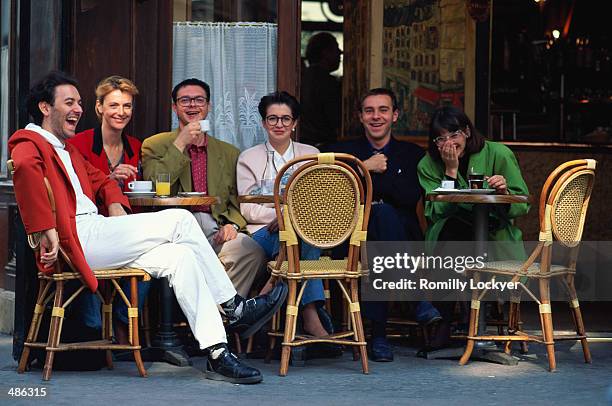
176, 96, 208, 107
433, 130, 464, 145
265, 115, 294, 127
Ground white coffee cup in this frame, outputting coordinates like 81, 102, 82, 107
199, 119, 210, 133
441, 180, 455, 189
127, 180, 153, 192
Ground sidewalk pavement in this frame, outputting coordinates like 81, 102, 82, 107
1, 333, 611, 405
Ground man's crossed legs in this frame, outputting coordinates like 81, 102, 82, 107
76, 208, 285, 384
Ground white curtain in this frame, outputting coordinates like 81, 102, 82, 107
172, 22, 277, 151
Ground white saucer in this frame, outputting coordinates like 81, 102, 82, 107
433, 188, 496, 195
124, 191, 156, 197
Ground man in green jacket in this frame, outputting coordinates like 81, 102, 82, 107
142, 78, 266, 297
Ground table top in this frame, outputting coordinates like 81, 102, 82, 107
128, 195, 220, 206
238, 195, 275, 204
426, 192, 530, 204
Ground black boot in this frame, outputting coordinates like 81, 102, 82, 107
205, 344, 263, 384
227, 282, 288, 339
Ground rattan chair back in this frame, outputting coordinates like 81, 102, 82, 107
286, 164, 360, 248
274, 153, 372, 250
539, 159, 596, 248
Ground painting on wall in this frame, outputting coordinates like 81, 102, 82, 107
383, 0, 466, 136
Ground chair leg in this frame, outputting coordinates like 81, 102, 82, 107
102, 282, 114, 370
43, 280, 65, 381
130, 276, 147, 377
459, 277, 481, 366
539, 279, 556, 372
265, 311, 278, 364
350, 279, 368, 374
279, 279, 298, 376
323, 280, 331, 312
566, 276, 591, 363
18, 279, 49, 373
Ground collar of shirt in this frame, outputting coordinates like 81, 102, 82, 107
266, 140, 294, 174
92, 125, 134, 158
26, 123, 65, 149
188, 133, 208, 153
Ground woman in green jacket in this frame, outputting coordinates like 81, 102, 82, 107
417, 106, 530, 260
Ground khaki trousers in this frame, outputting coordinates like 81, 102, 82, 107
192, 212, 267, 297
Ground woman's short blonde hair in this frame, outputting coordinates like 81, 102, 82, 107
94, 75, 139, 120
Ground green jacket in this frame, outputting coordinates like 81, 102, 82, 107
417, 141, 530, 260
141, 130, 247, 230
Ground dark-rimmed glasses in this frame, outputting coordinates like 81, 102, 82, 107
433, 130, 464, 145
265, 115, 294, 127
176, 96, 208, 107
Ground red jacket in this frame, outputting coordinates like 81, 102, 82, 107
68, 127, 142, 192
9, 129, 131, 292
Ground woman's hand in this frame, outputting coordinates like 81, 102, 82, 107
486, 175, 508, 194
109, 164, 138, 182
439, 142, 459, 178
266, 218, 279, 233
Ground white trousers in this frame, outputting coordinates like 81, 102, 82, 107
76, 209, 236, 349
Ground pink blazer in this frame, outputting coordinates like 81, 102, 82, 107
236, 142, 319, 234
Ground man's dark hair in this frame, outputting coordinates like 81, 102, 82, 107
427, 104, 485, 161
258, 91, 301, 120
359, 88, 399, 112
26, 71, 79, 125
305, 32, 338, 65
171, 78, 211, 103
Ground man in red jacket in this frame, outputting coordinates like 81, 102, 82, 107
9, 71, 286, 384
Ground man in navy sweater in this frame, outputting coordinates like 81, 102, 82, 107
325, 88, 441, 362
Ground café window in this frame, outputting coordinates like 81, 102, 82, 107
490, 0, 611, 143
171, 0, 278, 150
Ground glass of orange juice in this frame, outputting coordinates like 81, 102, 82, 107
156, 173, 171, 197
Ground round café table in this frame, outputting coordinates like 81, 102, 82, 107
423, 191, 531, 364
127, 195, 220, 366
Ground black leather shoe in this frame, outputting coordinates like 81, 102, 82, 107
369, 337, 394, 362
205, 348, 263, 384
229, 282, 288, 339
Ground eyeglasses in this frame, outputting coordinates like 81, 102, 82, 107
433, 130, 464, 145
176, 96, 208, 107
265, 115, 294, 127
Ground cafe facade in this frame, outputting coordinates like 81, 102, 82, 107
0, 0, 610, 331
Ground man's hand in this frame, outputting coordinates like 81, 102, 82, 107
173, 121, 205, 153
213, 224, 238, 245
439, 142, 459, 178
109, 164, 138, 182
108, 203, 128, 217
364, 153, 388, 173
39, 228, 59, 268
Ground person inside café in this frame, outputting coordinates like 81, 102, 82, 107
417, 105, 530, 257
67, 75, 150, 345
325, 88, 442, 362
141, 78, 267, 299
236, 91, 338, 345
8, 70, 287, 384
300, 32, 342, 148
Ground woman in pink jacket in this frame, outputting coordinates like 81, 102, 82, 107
237, 91, 335, 344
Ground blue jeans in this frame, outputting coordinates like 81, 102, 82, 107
76, 280, 152, 329
252, 226, 324, 306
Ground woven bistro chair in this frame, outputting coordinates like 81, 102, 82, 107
266, 153, 372, 376
8, 159, 149, 380
459, 159, 597, 371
